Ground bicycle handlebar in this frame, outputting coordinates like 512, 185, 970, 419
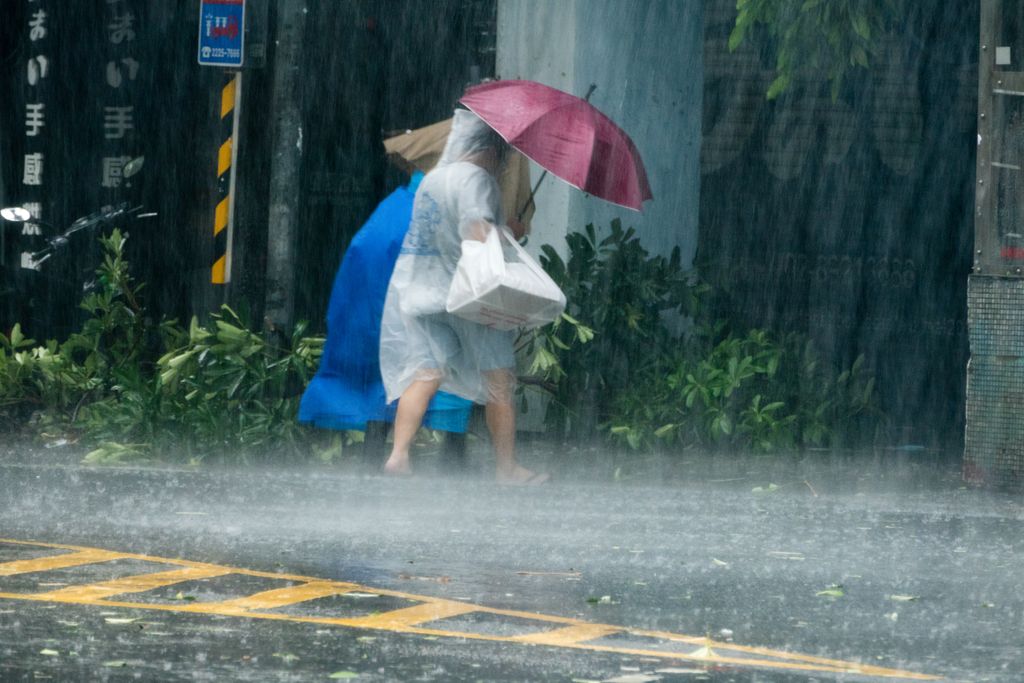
29, 202, 143, 264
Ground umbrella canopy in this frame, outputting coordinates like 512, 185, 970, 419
459, 79, 653, 212
383, 119, 535, 231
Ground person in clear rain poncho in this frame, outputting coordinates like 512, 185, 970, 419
380, 108, 549, 484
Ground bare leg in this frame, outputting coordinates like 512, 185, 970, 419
384, 377, 441, 475
484, 369, 547, 484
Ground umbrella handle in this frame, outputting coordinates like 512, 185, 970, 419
517, 169, 548, 224
515, 83, 596, 223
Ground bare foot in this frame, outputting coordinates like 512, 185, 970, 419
383, 454, 412, 476
497, 464, 550, 486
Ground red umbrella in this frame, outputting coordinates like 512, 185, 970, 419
459, 79, 653, 213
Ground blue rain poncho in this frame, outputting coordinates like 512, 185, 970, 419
299, 172, 472, 432
380, 110, 516, 404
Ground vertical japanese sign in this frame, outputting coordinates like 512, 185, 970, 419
102, 0, 140, 196
20, 0, 50, 271
198, 0, 245, 68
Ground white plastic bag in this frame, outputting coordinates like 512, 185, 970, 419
446, 227, 566, 331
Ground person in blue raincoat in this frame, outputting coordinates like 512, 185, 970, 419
299, 171, 472, 452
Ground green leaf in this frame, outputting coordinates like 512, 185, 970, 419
328, 673, 359, 679
719, 412, 733, 435
653, 423, 676, 438
766, 73, 791, 100
851, 13, 871, 40
727, 24, 746, 52
851, 45, 869, 68
272, 653, 300, 663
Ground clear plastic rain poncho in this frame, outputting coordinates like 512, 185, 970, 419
379, 109, 515, 405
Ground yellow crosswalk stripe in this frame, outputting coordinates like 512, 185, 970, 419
209, 581, 358, 613
33, 565, 232, 601
0, 539, 941, 680
0, 549, 122, 576
511, 623, 623, 645
348, 599, 477, 629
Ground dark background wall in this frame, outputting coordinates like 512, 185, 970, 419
1, 0, 496, 338
0, 1, 215, 338
699, 2, 979, 449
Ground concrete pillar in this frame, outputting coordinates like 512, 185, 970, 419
496, 0, 704, 264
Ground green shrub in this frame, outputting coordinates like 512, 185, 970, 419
530, 219, 705, 439
0, 230, 146, 432
0, 229, 323, 463
608, 327, 881, 453
528, 221, 881, 453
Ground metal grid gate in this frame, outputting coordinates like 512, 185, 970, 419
966, 276, 1024, 485
968, 0, 1024, 487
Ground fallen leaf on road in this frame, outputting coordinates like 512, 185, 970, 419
328, 672, 359, 679
767, 551, 805, 561
605, 675, 661, 683
586, 595, 616, 605
39, 649, 59, 656
172, 592, 197, 602
102, 661, 127, 668
752, 483, 780, 494
889, 594, 919, 602
816, 585, 845, 598
712, 558, 729, 567
104, 618, 137, 625
690, 645, 715, 659
272, 653, 300, 663
398, 573, 451, 584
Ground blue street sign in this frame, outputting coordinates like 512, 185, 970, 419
198, 0, 245, 67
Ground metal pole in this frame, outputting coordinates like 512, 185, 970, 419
263, 0, 306, 334
224, 71, 242, 290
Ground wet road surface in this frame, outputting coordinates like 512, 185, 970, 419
0, 448, 1021, 681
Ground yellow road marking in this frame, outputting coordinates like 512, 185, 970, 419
512, 623, 623, 646
0, 539, 941, 680
0, 549, 122, 576
34, 565, 232, 602
349, 599, 477, 629
210, 581, 357, 613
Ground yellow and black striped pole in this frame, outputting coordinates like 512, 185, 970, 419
213, 71, 241, 284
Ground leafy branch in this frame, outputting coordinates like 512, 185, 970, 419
730, 0, 903, 100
